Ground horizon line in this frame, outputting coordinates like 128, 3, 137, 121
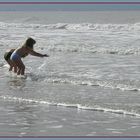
0, 2, 140, 4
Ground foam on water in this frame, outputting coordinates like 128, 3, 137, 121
1, 22, 140, 31
45, 47, 140, 55
44, 78, 140, 91
0, 95, 140, 117
3, 67, 140, 92
4, 71, 139, 92
1, 21, 140, 56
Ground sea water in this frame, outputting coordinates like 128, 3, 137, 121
0, 11, 140, 136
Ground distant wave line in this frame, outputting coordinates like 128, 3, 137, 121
0, 2, 140, 5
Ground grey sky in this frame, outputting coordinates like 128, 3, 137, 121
0, 0, 140, 1
0, 0, 140, 11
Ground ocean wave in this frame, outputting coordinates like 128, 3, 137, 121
1, 21, 140, 31
1, 21, 140, 56
7, 71, 139, 91
2, 66, 140, 92
47, 46, 140, 55
1, 95, 140, 117
43, 78, 140, 91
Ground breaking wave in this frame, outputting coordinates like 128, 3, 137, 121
1, 22, 140, 31
11, 71, 140, 92
44, 77, 140, 92
1, 21, 140, 56
1, 95, 140, 117
47, 46, 140, 55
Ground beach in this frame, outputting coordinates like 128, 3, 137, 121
0, 11, 140, 136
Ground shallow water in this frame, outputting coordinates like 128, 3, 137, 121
0, 11, 140, 136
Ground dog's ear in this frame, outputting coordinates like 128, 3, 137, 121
26, 38, 36, 46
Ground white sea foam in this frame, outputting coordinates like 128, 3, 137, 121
1, 21, 140, 31
1, 21, 140, 55
43, 77, 140, 91
45, 47, 140, 55
5, 69, 139, 91
1, 95, 140, 117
